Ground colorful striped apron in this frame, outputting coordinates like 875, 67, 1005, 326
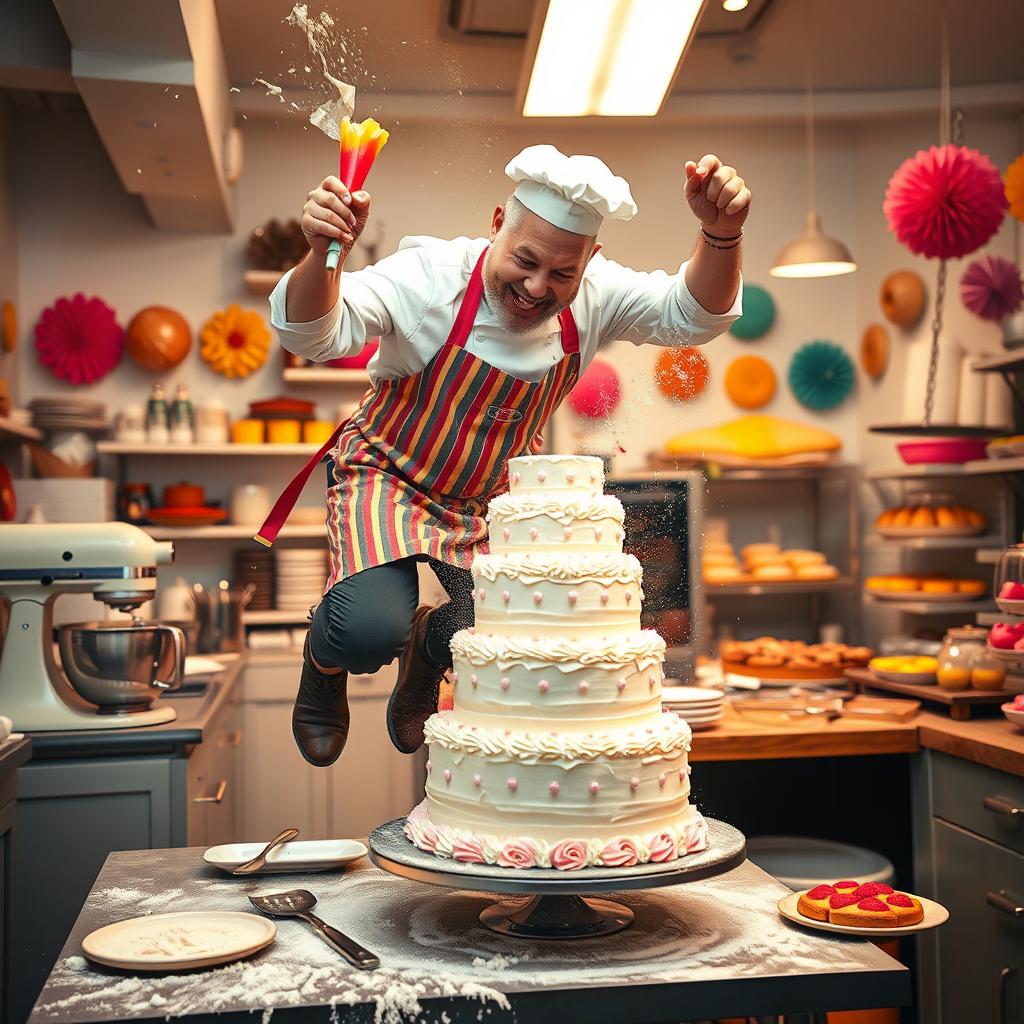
256, 247, 581, 588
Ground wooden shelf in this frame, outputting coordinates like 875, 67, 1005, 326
244, 609, 312, 625
977, 548, 1006, 565
864, 595, 994, 615
865, 464, 966, 481
865, 533, 1003, 551
704, 577, 857, 597
283, 367, 370, 385
98, 441, 320, 456
970, 351, 1024, 373
847, 668, 1009, 720
0, 416, 42, 443
144, 524, 324, 540
243, 269, 285, 295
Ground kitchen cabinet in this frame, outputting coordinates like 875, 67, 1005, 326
0, 738, 30, 1024
913, 750, 1024, 1024
239, 652, 422, 842
12, 668, 243, 1024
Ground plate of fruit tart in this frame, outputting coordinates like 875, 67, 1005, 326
779, 880, 948, 937
868, 655, 938, 685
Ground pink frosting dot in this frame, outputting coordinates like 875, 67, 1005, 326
617, 679, 627, 694
590, 781, 600, 796
549, 781, 560, 796
502, 590, 510, 604
452, 671, 459, 682
533, 591, 543, 605
565, 472, 575, 484
507, 777, 518, 791
426, 761, 432, 773
500, 677, 510, 690
512, 472, 521, 485
563, 527, 572, 540
443, 768, 452, 784
659, 773, 667, 788
537, 470, 546, 483
600, 592, 610, 606
529, 527, 539, 540
538, 679, 549, 693
470, 674, 478, 688
678, 769, 686, 781
568, 591, 578, 605
649, 676, 657, 689
589, 473, 597, 484
472, 774, 481, 787
579, 680, 590, 695
478, 588, 486, 602
630, 777, 640, 792
502, 527, 510, 541
594, 527, 603, 541
640, 589, 646, 601
625, 592, 633, 605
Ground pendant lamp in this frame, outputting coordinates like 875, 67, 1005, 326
770, 0, 856, 279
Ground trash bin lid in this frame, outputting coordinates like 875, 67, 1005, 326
746, 835, 895, 891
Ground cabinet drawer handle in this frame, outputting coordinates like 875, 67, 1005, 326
997, 966, 1014, 1024
983, 796, 1024, 816
194, 780, 227, 804
987, 890, 1024, 917
219, 731, 243, 749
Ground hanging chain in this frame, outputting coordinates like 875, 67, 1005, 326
923, 261, 947, 427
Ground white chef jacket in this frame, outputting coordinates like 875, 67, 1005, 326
269, 235, 742, 386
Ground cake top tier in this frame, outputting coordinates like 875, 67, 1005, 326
507, 455, 605, 497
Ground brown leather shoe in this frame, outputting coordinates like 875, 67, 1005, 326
292, 632, 350, 767
387, 605, 446, 754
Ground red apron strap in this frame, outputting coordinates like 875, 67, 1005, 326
253, 423, 346, 547
445, 247, 488, 349
558, 306, 580, 354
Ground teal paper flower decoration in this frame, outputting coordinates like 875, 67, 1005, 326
729, 284, 775, 340
788, 341, 855, 411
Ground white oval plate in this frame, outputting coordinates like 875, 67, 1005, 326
778, 891, 949, 937
661, 686, 725, 705
203, 838, 368, 874
184, 656, 226, 677
83, 911, 275, 971
1002, 703, 1024, 728
996, 598, 1024, 616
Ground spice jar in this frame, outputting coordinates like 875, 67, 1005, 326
937, 626, 1005, 692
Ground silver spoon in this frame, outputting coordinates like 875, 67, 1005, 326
232, 827, 300, 876
249, 888, 380, 970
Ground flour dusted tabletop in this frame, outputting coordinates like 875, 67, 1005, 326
29, 846, 909, 1023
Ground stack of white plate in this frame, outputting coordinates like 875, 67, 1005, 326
29, 396, 108, 433
274, 549, 328, 612
661, 685, 725, 730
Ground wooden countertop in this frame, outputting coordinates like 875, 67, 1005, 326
687, 702, 1024, 778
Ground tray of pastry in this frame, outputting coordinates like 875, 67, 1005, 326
721, 637, 873, 683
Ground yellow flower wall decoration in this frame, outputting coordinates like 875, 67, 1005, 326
1006, 154, 1024, 224
200, 305, 270, 378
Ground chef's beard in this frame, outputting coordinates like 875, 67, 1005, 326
482, 253, 573, 335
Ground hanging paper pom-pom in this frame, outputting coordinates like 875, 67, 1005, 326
883, 144, 1007, 260
1006, 154, 1024, 224
200, 305, 270, 379
34, 293, 123, 385
788, 341, 855, 411
655, 347, 710, 403
860, 324, 890, 380
880, 270, 926, 327
724, 355, 776, 409
960, 255, 1024, 322
568, 358, 621, 419
728, 284, 775, 341
126, 306, 192, 372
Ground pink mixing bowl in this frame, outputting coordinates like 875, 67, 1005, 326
896, 438, 990, 465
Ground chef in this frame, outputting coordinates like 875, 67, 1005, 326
264, 144, 750, 768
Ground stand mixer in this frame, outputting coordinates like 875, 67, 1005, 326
0, 522, 183, 731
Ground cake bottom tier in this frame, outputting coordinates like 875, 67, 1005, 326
404, 800, 708, 870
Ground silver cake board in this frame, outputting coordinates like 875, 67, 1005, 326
369, 817, 747, 939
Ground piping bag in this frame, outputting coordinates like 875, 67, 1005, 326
252, 87, 390, 548
309, 78, 390, 271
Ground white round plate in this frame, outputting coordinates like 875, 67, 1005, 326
204, 838, 368, 874
875, 524, 984, 539
867, 588, 982, 603
1002, 703, 1024, 728
996, 598, 1024, 615
672, 704, 724, 717
871, 669, 937, 685
184, 656, 226, 677
660, 686, 725, 705
778, 891, 949, 937
687, 716, 723, 730
82, 911, 275, 971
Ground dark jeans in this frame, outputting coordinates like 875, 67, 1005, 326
308, 555, 475, 674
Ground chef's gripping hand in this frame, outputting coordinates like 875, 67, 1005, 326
301, 177, 371, 263
684, 155, 751, 236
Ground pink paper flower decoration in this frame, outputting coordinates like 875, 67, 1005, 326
883, 144, 1007, 260
568, 358, 621, 419
960, 255, 1024, 321
35, 293, 124, 384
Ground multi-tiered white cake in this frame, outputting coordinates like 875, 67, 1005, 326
404, 454, 707, 870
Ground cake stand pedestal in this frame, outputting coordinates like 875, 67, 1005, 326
368, 817, 746, 939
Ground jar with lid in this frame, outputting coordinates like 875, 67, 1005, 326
937, 626, 1005, 691
994, 542, 1024, 611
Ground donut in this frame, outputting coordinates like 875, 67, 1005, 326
796, 563, 840, 581
705, 565, 745, 583
785, 549, 827, 566
753, 564, 795, 581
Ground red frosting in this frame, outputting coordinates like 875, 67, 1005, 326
854, 882, 894, 898
857, 897, 889, 912
829, 893, 859, 909
807, 885, 835, 900
833, 879, 859, 889
887, 893, 915, 908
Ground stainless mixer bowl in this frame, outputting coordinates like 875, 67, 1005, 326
57, 621, 184, 712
